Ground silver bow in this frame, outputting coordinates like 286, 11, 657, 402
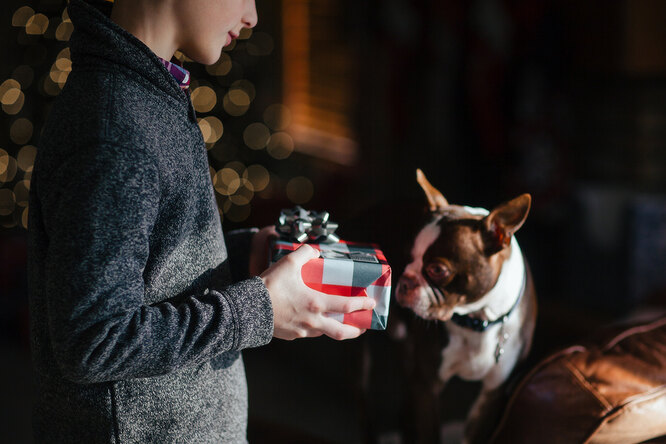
276, 206, 340, 244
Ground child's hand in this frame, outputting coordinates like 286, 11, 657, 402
260, 244, 376, 341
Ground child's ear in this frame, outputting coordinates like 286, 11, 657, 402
482, 194, 531, 255
416, 169, 448, 212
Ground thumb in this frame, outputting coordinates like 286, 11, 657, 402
289, 244, 320, 265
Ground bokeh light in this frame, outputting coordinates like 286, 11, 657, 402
191, 85, 217, 113
17, 145, 37, 172
225, 203, 251, 222
12, 6, 34, 27
239, 28, 253, 40
13, 180, 30, 207
263, 104, 292, 131
10, 118, 34, 145
0, 189, 16, 216
0, 156, 18, 183
247, 32, 275, 57
286, 176, 314, 204
223, 89, 250, 116
243, 164, 270, 192
12, 65, 34, 89
231, 80, 256, 102
243, 122, 270, 150
205, 53, 232, 77
213, 168, 241, 195
198, 116, 223, 145
21, 207, 29, 229
266, 132, 294, 159
25, 14, 49, 35
0, 149, 9, 175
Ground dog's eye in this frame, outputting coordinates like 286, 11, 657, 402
425, 262, 451, 281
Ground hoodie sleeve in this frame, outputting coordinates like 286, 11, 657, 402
39, 142, 274, 384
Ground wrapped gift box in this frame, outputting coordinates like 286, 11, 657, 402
271, 239, 391, 330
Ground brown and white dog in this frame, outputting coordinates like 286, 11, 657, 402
395, 169, 537, 444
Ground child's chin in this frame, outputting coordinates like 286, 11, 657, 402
183, 47, 223, 66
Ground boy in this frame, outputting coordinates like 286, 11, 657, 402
27, 0, 375, 442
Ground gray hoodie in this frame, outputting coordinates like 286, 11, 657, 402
27, 0, 274, 442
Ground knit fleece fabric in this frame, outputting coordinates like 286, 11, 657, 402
27, 0, 274, 442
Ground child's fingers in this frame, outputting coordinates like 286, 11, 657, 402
321, 294, 376, 314
286, 244, 320, 265
316, 316, 365, 340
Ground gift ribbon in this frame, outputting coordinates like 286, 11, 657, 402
276, 206, 340, 244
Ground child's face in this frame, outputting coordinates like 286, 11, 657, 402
177, 0, 257, 65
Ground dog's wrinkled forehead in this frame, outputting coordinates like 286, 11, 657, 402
413, 205, 489, 262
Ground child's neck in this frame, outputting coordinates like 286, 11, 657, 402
110, 1, 178, 61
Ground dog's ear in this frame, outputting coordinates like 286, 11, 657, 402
416, 169, 448, 212
482, 194, 531, 254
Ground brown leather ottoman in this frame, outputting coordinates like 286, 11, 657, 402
490, 316, 666, 444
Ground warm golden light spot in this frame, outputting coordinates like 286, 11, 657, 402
0, 189, 16, 216
55, 21, 73, 41
42, 74, 60, 96
229, 183, 254, 206
22, 207, 29, 229
209, 116, 224, 140
243, 164, 270, 192
222, 92, 250, 116
223, 39, 237, 52
286, 176, 314, 204
1, 88, 21, 106
206, 53, 232, 77
0, 156, 18, 183
55, 48, 72, 71
14, 180, 30, 207
243, 123, 270, 150
10, 118, 33, 145
224, 161, 246, 173
0, 149, 8, 175
267, 132, 294, 159
197, 118, 212, 143
12, 6, 34, 27
12, 65, 34, 89
239, 28, 253, 40
61, 7, 70, 23
17, 145, 37, 172
247, 32, 275, 57
209, 166, 216, 179
228, 88, 251, 107
231, 80, 256, 101
214, 168, 241, 195
2, 90, 25, 114
26, 14, 49, 35
263, 104, 292, 131
191, 86, 217, 113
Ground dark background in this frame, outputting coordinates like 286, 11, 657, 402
1, 0, 666, 442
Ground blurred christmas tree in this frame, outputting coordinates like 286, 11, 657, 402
0, 0, 310, 233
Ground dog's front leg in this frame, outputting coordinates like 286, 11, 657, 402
463, 385, 505, 444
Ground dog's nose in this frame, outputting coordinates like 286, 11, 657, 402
398, 273, 420, 291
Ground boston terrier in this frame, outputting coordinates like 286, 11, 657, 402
395, 169, 537, 444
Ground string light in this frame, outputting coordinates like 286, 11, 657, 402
286, 176, 314, 204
